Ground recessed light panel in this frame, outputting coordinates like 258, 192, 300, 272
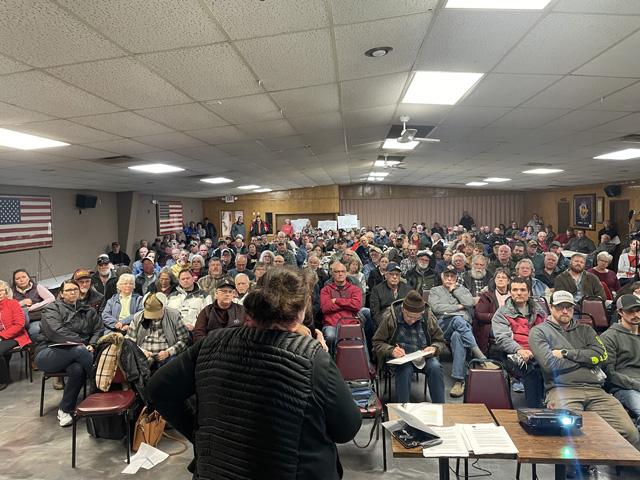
522, 168, 564, 174
128, 163, 185, 174
200, 177, 233, 184
446, 0, 551, 9
374, 160, 401, 167
382, 138, 419, 150
369, 172, 389, 177
253, 188, 272, 193
238, 185, 260, 189
402, 71, 484, 105
484, 177, 511, 182
594, 149, 640, 161
0, 128, 69, 150
466, 181, 488, 186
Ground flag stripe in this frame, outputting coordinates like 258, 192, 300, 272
0, 195, 53, 252
157, 201, 183, 235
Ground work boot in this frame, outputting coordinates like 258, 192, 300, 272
480, 361, 501, 370
52, 377, 64, 390
29, 347, 38, 371
450, 381, 465, 398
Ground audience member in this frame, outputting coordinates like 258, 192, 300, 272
474, 268, 511, 354
457, 254, 489, 298
0, 280, 30, 390
514, 258, 547, 297
535, 252, 561, 289
91, 254, 114, 295
565, 229, 596, 254
167, 269, 207, 331
370, 262, 410, 327
234, 273, 252, 304
554, 253, 605, 303
487, 244, 514, 276
73, 269, 104, 311
588, 251, 620, 298
11, 268, 54, 342
227, 254, 256, 281
101, 274, 142, 332
108, 241, 131, 266
193, 277, 244, 343
618, 239, 639, 287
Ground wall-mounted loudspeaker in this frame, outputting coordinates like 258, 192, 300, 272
604, 185, 621, 197
76, 194, 98, 209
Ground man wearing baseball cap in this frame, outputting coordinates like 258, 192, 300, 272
73, 268, 103, 311
373, 290, 445, 403
91, 254, 114, 296
530, 291, 639, 448
601, 295, 640, 430
370, 263, 411, 328
193, 277, 244, 344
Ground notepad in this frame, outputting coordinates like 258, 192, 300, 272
387, 350, 433, 365
387, 403, 444, 429
421, 424, 518, 457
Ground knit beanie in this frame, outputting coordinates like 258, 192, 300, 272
402, 290, 425, 314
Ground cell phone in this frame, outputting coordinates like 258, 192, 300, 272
391, 423, 442, 449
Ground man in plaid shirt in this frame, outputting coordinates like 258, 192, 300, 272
126, 292, 189, 369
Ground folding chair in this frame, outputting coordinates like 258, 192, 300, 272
531, 296, 550, 317
580, 296, 609, 332
9, 344, 32, 382
40, 372, 87, 417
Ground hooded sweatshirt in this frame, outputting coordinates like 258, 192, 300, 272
529, 319, 608, 392
600, 323, 640, 392
492, 297, 546, 354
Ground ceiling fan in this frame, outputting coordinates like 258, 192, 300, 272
397, 116, 440, 144
378, 154, 407, 169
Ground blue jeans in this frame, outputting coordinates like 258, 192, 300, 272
358, 307, 374, 356
613, 389, 640, 429
438, 315, 478, 381
35, 346, 93, 413
395, 357, 445, 404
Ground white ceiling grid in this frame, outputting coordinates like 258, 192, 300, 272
0, 0, 637, 196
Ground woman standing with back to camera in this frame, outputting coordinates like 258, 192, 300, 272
147, 266, 361, 480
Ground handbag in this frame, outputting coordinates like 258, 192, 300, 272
132, 406, 166, 452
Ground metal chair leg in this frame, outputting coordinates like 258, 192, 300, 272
382, 410, 387, 471
516, 462, 521, 479
26, 350, 33, 383
464, 458, 469, 480
532, 464, 537, 479
39, 375, 46, 417
72, 416, 77, 468
125, 411, 131, 464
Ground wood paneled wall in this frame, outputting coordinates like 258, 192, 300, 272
202, 185, 339, 239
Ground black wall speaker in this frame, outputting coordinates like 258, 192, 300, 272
604, 185, 621, 197
76, 194, 98, 209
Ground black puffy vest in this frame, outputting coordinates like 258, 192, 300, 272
195, 327, 321, 480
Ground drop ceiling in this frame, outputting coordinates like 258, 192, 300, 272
0, 0, 638, 197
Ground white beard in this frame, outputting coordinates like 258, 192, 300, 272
470, 269, 486, 280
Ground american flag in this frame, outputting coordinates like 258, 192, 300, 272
157, 201, 183, 235
0, 195, 53, 253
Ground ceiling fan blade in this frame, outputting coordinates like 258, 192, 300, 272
415, 137, 440, 143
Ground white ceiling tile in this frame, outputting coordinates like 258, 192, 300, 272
172, 145, 233, 162
187, 125, 250, 144
57, 0, 225, 53
335, 14, 431, 81
0, 0, 123, 67
0, 71, 120, 117
134, 132, 207, 149
416, 10, 541, 72
205, 94, 281, 124
260, 135, 307, 151
442, 106, 512, 128
48, 57, 191, 109
289, 112, 343, 133
13, 119, 119, 144
135, 103, 228, 131
135, 151, 195, 164
0, 102, 52, 125
138, 43, 262, 101
237, 119, 297, 139
461, 74, 562, 107
216, 141, 270, 156
495, 13, 640, 74
489, 108, 570, 129
85, 139, 161, 155
396, 105, 452, 125
208, 0, 328, 39
49, 145, 114, 159
539, 110, 629, 131
596, 113, 640, 133
341, 72, 408, 111
236, 29, 335, 90
330, 0, 436, 24
523, 76, 636, 109
271, 84, 339, 117
584, 81, 640, 112
71, 112, 173, 137
343, 105, 396, 129
575, 30, 640, 78
554, 0, 640, 14
0, 53, 30, 75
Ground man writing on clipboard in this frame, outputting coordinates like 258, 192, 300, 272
373, 290, 445, 404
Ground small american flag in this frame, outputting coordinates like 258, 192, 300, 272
0, 195, 53, 253
157, 201, 183, 235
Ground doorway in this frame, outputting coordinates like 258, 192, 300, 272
557, 201, 570, 234
610, 200, 630, 246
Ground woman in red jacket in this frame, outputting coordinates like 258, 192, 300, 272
0, 280, 30, 390
473, 269, 510, 354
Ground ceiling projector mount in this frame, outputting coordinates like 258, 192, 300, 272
397, 116, 440, 144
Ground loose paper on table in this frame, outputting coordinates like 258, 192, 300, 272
387, 350, 433, 366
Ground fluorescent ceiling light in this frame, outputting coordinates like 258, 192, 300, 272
523, 168, 564, 174
0, 127, 69, 150
402, 71, 484, 105
200, 177, 233, 184
238, 184, 260, 189
128, 163, 185, 174
253, 188, 272, 193
369, 172, 389, 177
594, 148, 640, 161
483, 177, 511, 182
367, 176, 384, 182
466, 181, 488, 186
374, 160, 401, 167
382, 138, 419, 150
446, 0, 551, 9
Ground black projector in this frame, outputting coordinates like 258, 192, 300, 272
517, 408, 583, 434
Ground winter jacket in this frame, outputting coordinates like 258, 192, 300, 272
372, 300, 445, 369
193, 302, 245, 343
0, 298, 30, 347
492, 297, 546, 354
38, 300, 102, 353
230, 222, 245, 240
565, 236, 596, 254
250, 220, 269, 237
428, 285, 475, 322
554, 270, 605, 301
126, 307, 189, 357
406, 266, 440, 293
166, 285, 208, 327
11, 282, 55, 314
101, 293, 143, 330
601, 323, 640, 392
369, 281, 411, 327
77, 287, 104, 312
320, 281, 362, 327
458, 270, 489, 297
147, 327, 362, 480
529, 319, 608, 392
473, 289, 504, 354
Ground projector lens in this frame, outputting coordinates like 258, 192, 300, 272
561, 417, 573, 426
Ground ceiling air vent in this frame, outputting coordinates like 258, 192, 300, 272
621, 134, 640, 143
525, 162, 553, 167
377, 155, 405, 161
91, 155, 136, 166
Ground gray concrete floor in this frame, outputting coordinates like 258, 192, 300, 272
1, 355, 637, 479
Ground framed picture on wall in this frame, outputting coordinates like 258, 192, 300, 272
221, 211, 233, 237
574, 194, 596, 230
596, 197, 604, 224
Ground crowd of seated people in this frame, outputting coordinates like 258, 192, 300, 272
3, 211, 640, 464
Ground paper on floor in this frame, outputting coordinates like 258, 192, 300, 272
122, 442, 169, 474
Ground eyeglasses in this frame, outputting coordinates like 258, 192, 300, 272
63, 288, 79, 293
554, 304, 574, 311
